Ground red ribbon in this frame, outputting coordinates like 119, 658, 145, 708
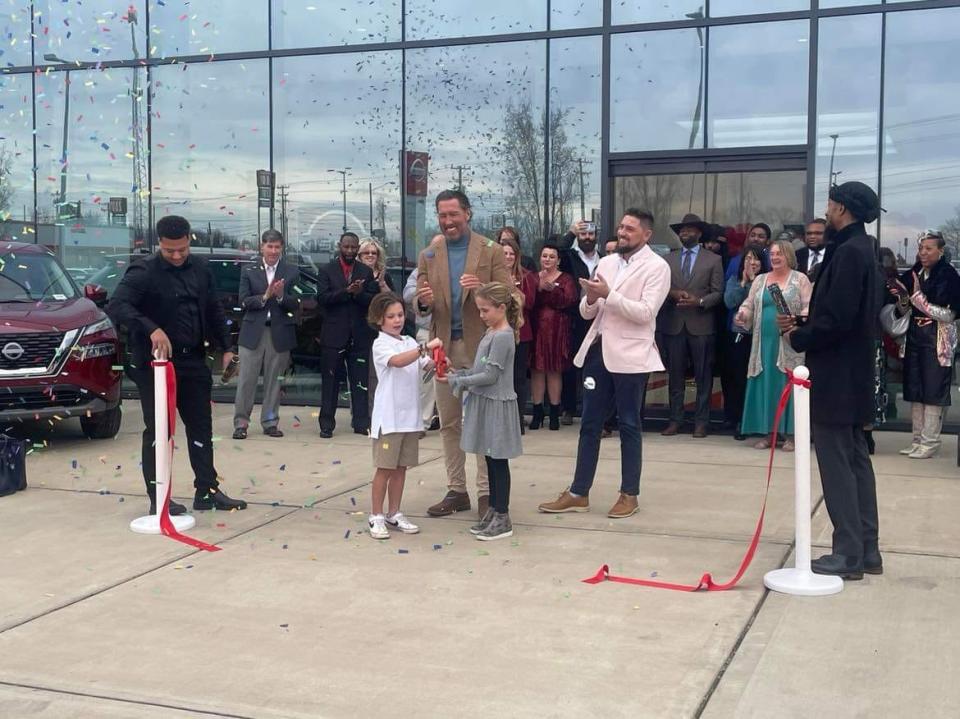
432, 346, 449, 379
583, 370, 810, 592
154, 361, 221, 552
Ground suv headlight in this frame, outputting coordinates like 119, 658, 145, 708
81, 317, 114, 337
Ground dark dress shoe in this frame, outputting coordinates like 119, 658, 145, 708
194, 489, 248, 511
560, 411, 574, 426
428, 416, 440, 431
149, 499, 187, 516
319, 429, 333, 439
734, 432, 746, 441
232, 427, 247, 440
354, 428, 369, 436
263, 426, 284, 437
692, 423, 708, 438
863, 551, 884, 575
811, 553, 863, 580
661, 422, 681, 436
427, 490, 471, 517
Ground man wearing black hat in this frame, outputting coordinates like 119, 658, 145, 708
659, 213, 724, 438
779, 181, 883, 580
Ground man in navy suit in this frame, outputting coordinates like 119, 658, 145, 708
233, 229, 301, 439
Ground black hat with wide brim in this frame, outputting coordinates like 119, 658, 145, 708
670, 213, 710, 236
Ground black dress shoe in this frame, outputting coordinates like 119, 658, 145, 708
263, 426, 284, 437
232, 427, 247, 440
428, 416, 440, 431
811, 553, 863, 580
734, 432, 746, 441
149, 499, 187, 516
354, 427, 369, 436
193, 489, 248, 511
863, 551, 884, 575
319, 429, 333, 439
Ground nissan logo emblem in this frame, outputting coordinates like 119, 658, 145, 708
2, 342, 25, 361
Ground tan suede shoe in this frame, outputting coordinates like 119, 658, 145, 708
608, 493, 639, 519
538, 489, 589, 513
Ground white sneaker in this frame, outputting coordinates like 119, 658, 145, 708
908, 445, 938, 459
368, 514, 390, 540
385, 512, 420, 534
899, 443, 919, 456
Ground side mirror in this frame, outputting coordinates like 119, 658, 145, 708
84, 284, 108, 306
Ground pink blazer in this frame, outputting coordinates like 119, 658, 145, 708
573, 245, 671, 374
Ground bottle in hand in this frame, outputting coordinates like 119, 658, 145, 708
221, 355, 240, 384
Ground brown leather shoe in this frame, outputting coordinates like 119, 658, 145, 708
608, 493, 639, 518
692, 423, 708, 438
427, 490, 471, 517
478, 494, 489, 519
538, 489, 589, 513
661, 421, 681, 436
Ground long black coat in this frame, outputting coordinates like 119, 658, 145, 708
788, 222, 879, 426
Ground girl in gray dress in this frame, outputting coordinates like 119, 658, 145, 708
441, 282, 523, 541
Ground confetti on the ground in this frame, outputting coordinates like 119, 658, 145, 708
398, 549, 409, 554
477, 549, 489, 556
279, 623, 289, 628
282, 544, 288, 549
344, 530, 350, 539
71, 459, 77, 469
350, 497, 356, 506
279, 464, 286, 471
332, 460, 342, 465
433, 544, 442, 551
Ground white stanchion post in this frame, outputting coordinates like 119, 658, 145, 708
130, 358, 196, 534
763, 365, 842, 596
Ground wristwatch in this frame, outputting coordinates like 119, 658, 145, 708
698, 298, 704, 308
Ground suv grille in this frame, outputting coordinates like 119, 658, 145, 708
0, 385, 84, 411
0, 332, 66, 371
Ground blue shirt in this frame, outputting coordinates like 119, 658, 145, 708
446, 234, 469, 335
679, 244, 700, 276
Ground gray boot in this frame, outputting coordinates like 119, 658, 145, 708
910, 405, 943, 459
470, 508, 495, 535
476, 512, 513, 541
901, 403, 924, 455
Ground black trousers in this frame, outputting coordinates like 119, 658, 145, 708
720, 331, 751, 427
130, 354, 219, 497
664, 330, 715, 424
813, 422, 879, 560
514, 340, 531, 421
319, 341, 370, 433
485, 456, 511, 513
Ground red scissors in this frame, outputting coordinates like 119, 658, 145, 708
432, 346, 449, 379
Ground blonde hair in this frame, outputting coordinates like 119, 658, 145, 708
771, 239, 797, 270
358, 239, 386, 276
476, 281, 523, 343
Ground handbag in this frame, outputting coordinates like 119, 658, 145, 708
879, 303, 909, 338
0, 434, 27, 497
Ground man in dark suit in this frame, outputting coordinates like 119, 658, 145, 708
317, 232, 379, 438
795, 218, 828, 282
781, 182, 883, 580
232, 229, 300, 440
559, 220, 602, 425
658, 213, 724, 438
107, 215, 247, 515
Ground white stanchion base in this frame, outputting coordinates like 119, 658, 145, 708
764, 568, 843, 596
129, 513, 196, 534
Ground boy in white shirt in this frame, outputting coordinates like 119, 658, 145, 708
367, 292, 441, 539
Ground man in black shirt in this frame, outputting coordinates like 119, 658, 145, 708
108, 215, 247, 515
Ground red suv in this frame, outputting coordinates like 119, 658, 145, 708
0, 242, 122, 438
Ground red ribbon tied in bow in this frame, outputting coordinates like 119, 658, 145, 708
583, 369, 810, 592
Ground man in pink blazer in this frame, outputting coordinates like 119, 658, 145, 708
538, 208, 670, 519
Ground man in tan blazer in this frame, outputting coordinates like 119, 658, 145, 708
658, 213, 724, 438
415, 189, 511, 519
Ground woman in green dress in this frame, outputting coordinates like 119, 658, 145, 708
734, 240, 812, 451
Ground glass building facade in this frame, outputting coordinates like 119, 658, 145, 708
2, 1, 959, 427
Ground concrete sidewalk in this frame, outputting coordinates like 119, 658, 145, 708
1, 404, 958, 718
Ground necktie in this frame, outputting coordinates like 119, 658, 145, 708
681, 250, 692, 280
810, 251, 821, 272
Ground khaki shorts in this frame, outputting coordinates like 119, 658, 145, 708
372, 432, 419, 469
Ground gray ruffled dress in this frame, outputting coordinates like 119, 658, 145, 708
447, 329, 522, 460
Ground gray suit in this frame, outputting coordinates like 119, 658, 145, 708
658, 247, 724, 425
233, 259, 300, 430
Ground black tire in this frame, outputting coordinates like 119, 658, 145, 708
80, 404, 122, 439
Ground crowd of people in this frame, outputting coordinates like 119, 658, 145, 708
106, 180, 957, 577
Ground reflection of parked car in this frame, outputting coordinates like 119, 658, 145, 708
0, 243, 123, 438
83, 248, 323, 370
66, 267, 97, 284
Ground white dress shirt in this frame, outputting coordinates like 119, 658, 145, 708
265, 262, 277, 319
806, 247, 824, 272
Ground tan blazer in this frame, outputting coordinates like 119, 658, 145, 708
416, 231, 511, 360
573, 245, 671, 374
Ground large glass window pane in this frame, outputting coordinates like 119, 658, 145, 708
272, 1, 400, 47
710, 0, 807, 17
610, 29, 704, 152
549, 36, 602, 234
151, 60, 269, 248
882, 7, 960, 258
551, 0, 602, 30
0, 73, 34, 234
820, 0, 873, 7
406, 41, 546, 256
708, 20, 809, 148
814, 14, 881, 222
2, 2, 33, 67
613, 2, 702, 25
149, 0, 267, 57
274, 51, 401, 262
405, 1, 545, 41
36, 1, 146, 64
36, 67, 145, 268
